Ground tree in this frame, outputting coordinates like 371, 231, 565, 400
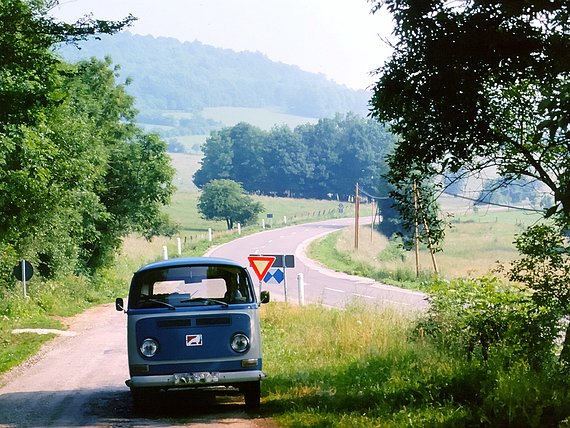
193, 128, 234, 187
507, 222, 570, 362
227, 123, 267, 192
369, 0, 570, 226
0, 0, 134, 130
369, 0, 570, 366
260, 125, 309, 196
197, 179, 263, 230
0, 1, 174, 279
63, 58, 175, 270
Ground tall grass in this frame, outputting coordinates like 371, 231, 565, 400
308, 210, 543, 289
260, 302, 570, 427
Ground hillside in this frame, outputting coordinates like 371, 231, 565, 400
58, 32, 370, 119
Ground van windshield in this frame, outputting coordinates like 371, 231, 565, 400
129, 264, 255, 309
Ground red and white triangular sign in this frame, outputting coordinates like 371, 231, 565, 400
248, 255, 276, 281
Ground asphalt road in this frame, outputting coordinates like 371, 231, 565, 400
206, 217, 427, 310
0, 217, 425, 427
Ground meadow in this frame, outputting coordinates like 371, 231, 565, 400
308, 207, 544, 288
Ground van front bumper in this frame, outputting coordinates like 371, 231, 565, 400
127, 370, 266, 389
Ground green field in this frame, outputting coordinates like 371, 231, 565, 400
202, 106, 318, 130
308, 206, 544, 287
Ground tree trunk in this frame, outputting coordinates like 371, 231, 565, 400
559, 322, 570, 366
226, 218, 233, 230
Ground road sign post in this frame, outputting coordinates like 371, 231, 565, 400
13, 260, 33, 298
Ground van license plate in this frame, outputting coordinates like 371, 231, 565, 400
174, 372, 219, 384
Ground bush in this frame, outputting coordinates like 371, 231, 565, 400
416, 276, 559, 368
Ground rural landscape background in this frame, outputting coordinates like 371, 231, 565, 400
2, 2, 570, 427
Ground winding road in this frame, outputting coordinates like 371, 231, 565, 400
0, 217, 425, 427
207, 217, 427, 310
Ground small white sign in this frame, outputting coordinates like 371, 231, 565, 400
186, 334, 203, 347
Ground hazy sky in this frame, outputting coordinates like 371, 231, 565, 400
50, 0, 394, 90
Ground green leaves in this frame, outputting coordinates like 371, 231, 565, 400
370, 0, 570, 223
197, 179, 263, 230
194, 113, 395, 200
0, 2, 174, 279
419, 276, 559, 367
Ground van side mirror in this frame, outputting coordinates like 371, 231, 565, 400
260, 291, 270, 304
115, 297, 125, 312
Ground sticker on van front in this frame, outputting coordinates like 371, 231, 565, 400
186, 334, 203, 346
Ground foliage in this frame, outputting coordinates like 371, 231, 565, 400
0, 1, 175, 280
0, 0, 134, 130
369, 0, 570, 226
505, 222, 570, 363
197, 179, 263, 230
417, 277, 559, 368
194, 113, 395, 200
57, 32, 370, 119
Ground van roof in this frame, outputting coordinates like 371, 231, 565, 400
135, 257, 244, 273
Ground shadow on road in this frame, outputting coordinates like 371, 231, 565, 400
0, 388, 265, 426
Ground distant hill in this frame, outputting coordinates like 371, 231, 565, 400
58, 32, 370, 119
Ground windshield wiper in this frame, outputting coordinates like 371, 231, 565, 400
141, 297, 176, 310
180, 297, 228, 307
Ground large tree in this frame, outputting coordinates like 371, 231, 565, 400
369, 0, 570, 225
0, 1, 174, 279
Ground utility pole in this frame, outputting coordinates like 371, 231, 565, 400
354, 182, 360, 249
417, 191, 439, 274
370, 197, 375, 242
412, 181, 420, 276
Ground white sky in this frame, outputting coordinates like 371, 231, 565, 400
50, 0, 394, 90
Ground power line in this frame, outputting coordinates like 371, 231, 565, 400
441, 191, 544, 213
359, 185, 544, 214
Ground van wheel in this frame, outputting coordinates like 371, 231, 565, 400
242, 381, 261, 410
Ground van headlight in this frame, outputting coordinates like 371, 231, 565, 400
140, 338, 159, 357
230, 333, 250, 353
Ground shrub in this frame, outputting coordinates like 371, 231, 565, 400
416, 276, 559, 368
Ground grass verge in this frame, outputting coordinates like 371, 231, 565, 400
260, 302, 570, 427
307, 210, 543, 290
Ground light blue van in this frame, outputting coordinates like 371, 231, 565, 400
115, 257, 269, 410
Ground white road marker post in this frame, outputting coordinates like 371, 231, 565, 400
297, 273, 305, 306
162, 246, 168, 260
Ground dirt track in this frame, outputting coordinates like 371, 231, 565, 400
0, 304, 277, 427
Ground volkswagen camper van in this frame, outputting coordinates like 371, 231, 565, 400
115, 257, 269, 410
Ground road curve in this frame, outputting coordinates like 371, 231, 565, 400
206, 217, 427, 310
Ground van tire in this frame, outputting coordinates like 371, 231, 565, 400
242, 381, 261, 410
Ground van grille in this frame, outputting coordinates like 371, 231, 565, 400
196, 317, 231, 326
157, 319, 191, 328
